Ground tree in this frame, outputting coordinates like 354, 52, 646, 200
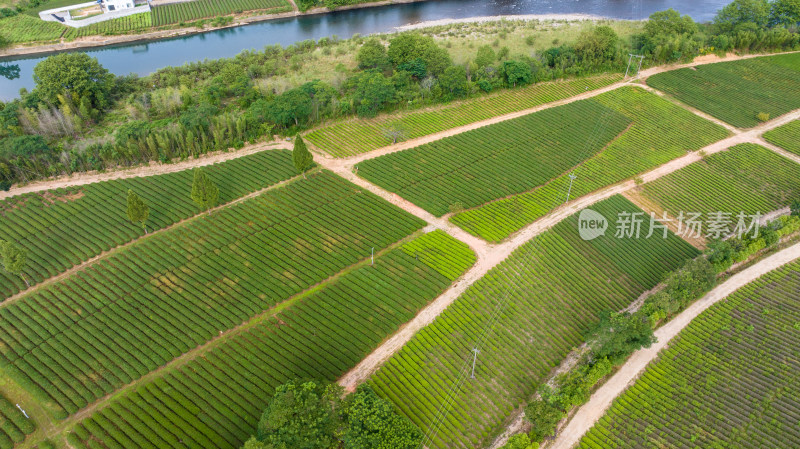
501, 433, 538, 449
524, 397, 564, 442
644, 9, 698, 37
387, 33, 451, 76
292, 136, 314, 176
502, 60, 532, 87
589, 311, 655, 363
575, 26, 620, 68
791, 199, 800, 217
438, 65, 468, 98
0, 240, 28, 286
267, 88, 313, 127
33, 53, 114, 110
191, 168, 219, 212
126, 190, 150, 233
474, 45, 496, 68
256, 381, 343, 449
357, 38, 389, 70
714, 0, 772, 32
343, 386, 422, 449
383, 125, 405, 144
771, 0, 800, 26
351, 71, 395, 117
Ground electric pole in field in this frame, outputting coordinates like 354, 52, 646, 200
565, 172, 577, 202
625, 54, 645, 79
470, 347, 480, 379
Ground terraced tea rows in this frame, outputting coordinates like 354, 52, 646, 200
304, 74, 621, 157
65, 230, 475, 449
152, 0, 290, 26
0, 171, 424, 419
0, 15, 66, 44
647, 53, 800, 128
0, 150, 298, 300
63, 12, 153, 38
358, 99, 631, 216
579, 260, 800, 449
639, 143, 800, 218
764, 120, 800, 155
371, 196, 699, 449
449, 86, 729, 242
0, 394, 34, 449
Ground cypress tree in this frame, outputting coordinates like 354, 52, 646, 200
191, 167, 219, 213
293, 136, 314, 178
126, 189, 150, 233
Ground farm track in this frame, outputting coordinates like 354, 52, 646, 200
334, 106, 800, 392
3, 51, 800, 448
0, 142, 288, 201
547, 240, 800, 449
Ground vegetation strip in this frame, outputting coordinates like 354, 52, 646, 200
573, 252, 800, 449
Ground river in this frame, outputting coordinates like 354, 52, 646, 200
0, 0, 727, 100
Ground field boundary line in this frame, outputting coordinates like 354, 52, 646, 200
0, 168, 314, 308
10, 227, 430, 446
332, 107, 800, 395
636, 84, 741, 133
547, 240, 800, 449
755, 137, 800, 166
0, 142, 289, 201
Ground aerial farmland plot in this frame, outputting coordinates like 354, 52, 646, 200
764, 119, 800, 155
579, 260, 800, 449
647, 53, 800, 128
0, 150, 300, 300
370, 195, 699, 449
65, 230, 475, 449
636, 143, 800, 219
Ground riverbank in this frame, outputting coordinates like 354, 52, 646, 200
0, 0, 428, 58
393, 13, 617, 31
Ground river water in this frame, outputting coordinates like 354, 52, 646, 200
0, 0, 727, 100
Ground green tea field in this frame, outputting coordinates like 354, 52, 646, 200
0, 150, 299, 300
65, 230, 475, 449
764, 120, 800, 155
579, 260, 800, 449
371, 196, 699, 449
646, 53, 800, 128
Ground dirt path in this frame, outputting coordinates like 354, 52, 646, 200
0, 169, 310, 307
332, 106, 800, 403
0, 142, 288, 201
755, 137, 800, 165
547, 240, 800, 449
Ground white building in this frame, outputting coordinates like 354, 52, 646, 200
101, 0, 136, 12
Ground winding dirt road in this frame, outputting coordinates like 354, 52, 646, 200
547, 240, 800, 449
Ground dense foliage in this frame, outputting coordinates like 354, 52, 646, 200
244, 381, 422, 449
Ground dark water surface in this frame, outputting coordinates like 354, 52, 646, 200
0, 0, 727, 100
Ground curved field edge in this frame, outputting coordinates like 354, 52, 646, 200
303, 73, 621, 158
0, 150, 300, 301
60, 230, 475, 449
369, 195, 699, 449
578, 259, 800, 448
449, 86, 730, 242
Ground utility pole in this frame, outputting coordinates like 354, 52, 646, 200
565, 173, 577, 202
625, 54, 645, 79
15, 404, 28, 419
371, 247, 374, 265
470, 347, 480, 379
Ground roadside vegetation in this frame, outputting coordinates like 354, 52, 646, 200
578, 259, 800, 449
1, 0, 799, 191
